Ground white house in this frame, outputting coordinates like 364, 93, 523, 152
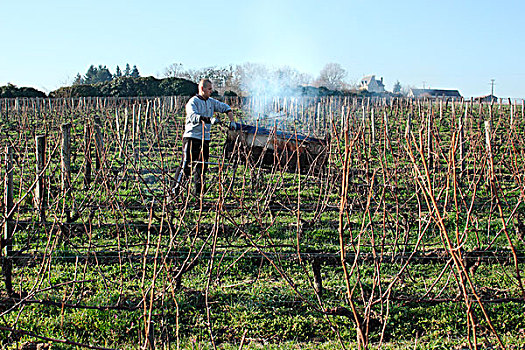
359, 75, 385, 93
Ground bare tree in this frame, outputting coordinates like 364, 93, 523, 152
314, 63, 347, 90
274, 65, 313, 87
234, 63, 271, 95
161, 62, 313, 96
163, 63, 187, 79
233, 63, 313, 96
196, 66, 236, 93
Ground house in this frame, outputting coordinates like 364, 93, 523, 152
475, 94, 498, 103
359, 75, 385, 93
408, 88, 462, 100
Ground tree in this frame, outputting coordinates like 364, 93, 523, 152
73, 73, 84, 85
160, 62, 314, 96
233, 63, 272, 95
1, 83, 46, 98
228, 62, 316, 96
124, 64, 131, 77
50, 76, 198, 98
96, 65, 113, 83
192, 65, 236, 94
164, 63, 186, 78
82, 65, 113, 84
393, 80, 401, 94
84, 65, 98, 84
131, 65, 140, 78
314, 63, 347, 90
115, 66, 122, 79
274, 66, 312, 87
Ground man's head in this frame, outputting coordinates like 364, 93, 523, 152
199, 79, 213, 100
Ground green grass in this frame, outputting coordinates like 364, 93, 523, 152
1, 101, 525, 349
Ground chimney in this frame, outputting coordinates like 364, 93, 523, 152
381, 77, 383, 84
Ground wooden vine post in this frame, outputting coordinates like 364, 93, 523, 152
458, 108, 465, 176
484, 120, 493, 185
120, 107, 129, 158
361, 104, 367, 150
371, 107, 376, 145
405, 112, 412, 139
312, 258, 323, 296
84, 123, 92, 188
61, 123, 72, 222
383, 111, 390, 151
35, 135, 46, 222
3, 145, 14, 295
427, 111, 433, 172
94, 118, 104, 172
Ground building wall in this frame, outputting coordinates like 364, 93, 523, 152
360, 76, 385, 93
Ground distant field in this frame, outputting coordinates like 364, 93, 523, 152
0, 96, 524, 349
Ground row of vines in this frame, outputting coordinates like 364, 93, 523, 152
0, 95, 524, 349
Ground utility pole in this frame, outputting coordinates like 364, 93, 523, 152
490, 79, 495, 96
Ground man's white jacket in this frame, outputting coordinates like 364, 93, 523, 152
183, 95, 231, 141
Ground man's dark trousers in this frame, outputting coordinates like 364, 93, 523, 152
181, 137, 210, 197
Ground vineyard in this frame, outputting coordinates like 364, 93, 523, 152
0, 96, 524, 349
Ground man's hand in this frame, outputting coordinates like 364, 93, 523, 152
211, 116, 221, 125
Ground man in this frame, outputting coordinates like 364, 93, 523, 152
177, 78, 234, 197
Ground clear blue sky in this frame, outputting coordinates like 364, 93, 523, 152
1, 0, 524, 98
